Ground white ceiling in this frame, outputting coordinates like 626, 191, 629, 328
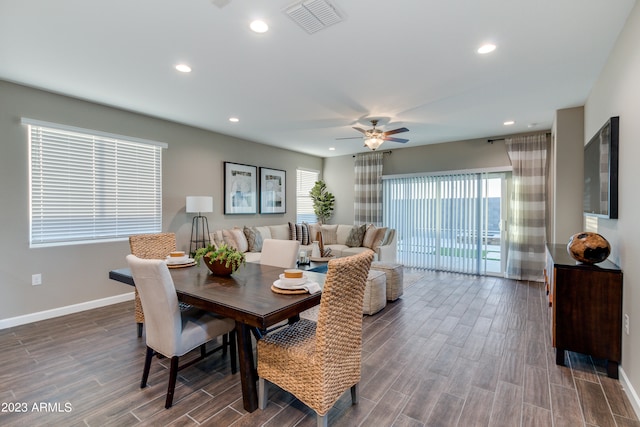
0, 0, 635, 158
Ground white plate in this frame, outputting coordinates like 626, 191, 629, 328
166, 257, 194, 265
278, 273, 307, 287
273, 279, 307, 290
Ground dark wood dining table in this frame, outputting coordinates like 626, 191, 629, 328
109, 262, 325, 412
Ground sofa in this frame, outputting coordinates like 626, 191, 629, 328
210, 222, 397, 264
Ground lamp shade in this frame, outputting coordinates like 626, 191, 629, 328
186, 196, 213, 213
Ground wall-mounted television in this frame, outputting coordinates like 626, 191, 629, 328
583, 116, 619, 219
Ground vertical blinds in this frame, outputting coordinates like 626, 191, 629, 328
296, 168, 319, 223
24, 119, 165, 247
383, 172, 490, 274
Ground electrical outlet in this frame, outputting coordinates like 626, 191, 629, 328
624, 314, 630, 335
32, 273, 42, 286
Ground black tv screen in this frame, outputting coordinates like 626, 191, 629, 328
583, 116, 619, 219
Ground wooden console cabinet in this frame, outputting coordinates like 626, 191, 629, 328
545, 244, 623, 378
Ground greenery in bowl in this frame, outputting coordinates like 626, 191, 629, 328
193, 243, 246, 274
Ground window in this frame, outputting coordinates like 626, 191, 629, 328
24, 118, 166, 247
383, 170, 507, 275
296, 168, 319, 223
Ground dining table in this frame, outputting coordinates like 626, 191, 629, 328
109, 261, 325, 412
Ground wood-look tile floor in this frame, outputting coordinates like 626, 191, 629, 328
1, 269, 639, 426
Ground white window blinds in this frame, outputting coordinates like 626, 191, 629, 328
296, 169, 319, 223
24, 118, 166, 247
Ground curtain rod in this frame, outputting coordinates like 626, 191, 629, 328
352, 150, 392, 158
487, 132, 551, 144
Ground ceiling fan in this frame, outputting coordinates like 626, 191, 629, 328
337, 119, 409, 151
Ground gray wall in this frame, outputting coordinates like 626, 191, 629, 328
583, 1, 640, 407
550, 106, 585, 243
324, 136, 513, 224
0, 81, 322, 320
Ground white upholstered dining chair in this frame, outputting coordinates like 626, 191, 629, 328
260, 238, 301, 269
126, 254, 237, 409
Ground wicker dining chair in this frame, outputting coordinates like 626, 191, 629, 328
129, 232, 177, 337
257, 251, 374, 427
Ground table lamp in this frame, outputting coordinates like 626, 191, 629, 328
186, 196, 213, 255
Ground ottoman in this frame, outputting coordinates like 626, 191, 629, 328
371, 261, 404, 301
362, 269, 387, 315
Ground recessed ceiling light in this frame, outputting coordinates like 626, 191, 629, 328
329, 147, 335, 151
503, 120, 515, 126
175, 64, 192, 73
229, 117, 239, 123
477, 43, 496, 54
250, 20, 269, 33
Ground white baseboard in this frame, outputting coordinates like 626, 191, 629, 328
620, 366, 640, 419
0, 292, 134, 330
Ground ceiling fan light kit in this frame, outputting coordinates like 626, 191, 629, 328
364, 137, 384, 151
339, 119, 410, 151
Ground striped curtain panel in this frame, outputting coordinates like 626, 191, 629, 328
505, 133, 548, 281
354, 152, 384, 225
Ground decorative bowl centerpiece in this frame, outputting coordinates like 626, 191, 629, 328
567, 232, 611, 264
194, 243, 246, 276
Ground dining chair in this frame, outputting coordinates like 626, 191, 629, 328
126, 254, 237, 409
129, 232, 177, 337
257, 251, 374, 427
260, 238, 301, 269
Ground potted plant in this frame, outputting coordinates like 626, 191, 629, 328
194, 243, 246, 276
310, 179, 335, 224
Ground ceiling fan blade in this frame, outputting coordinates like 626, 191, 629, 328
335, 136, 363, 140
383, 127, 409, 136
383, 137, 409, 143
352, 127, 367, 134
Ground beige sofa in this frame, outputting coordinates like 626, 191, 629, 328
210, 222, 397, 264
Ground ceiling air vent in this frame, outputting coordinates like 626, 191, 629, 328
285, 0, 343, 34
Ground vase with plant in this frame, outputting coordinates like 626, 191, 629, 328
194, 243, 246, 276
309, 179, 335, 224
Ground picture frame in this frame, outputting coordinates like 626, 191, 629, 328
260, 167, 286, 214
224, 162, 258, 214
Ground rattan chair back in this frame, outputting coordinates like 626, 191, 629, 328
257, 250, 373, 421
129, 233, 177, 328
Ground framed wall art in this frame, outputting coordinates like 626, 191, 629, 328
224, 162, 258, 214
260, 167, 286, 214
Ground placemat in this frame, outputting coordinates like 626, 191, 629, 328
168, 262, 196, 269
270, 284, 308, 295
309, 256, 334, 262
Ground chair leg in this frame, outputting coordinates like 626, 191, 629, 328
137, 322, 143, 337
317, 413, 328, 427
165, 356, 179, 409
200, 343, 207, 358
141, 346, 154, 388
351, 383, 359, 405
229, 330, 237, 374
258, 378, 268, 410
222, 333, 228, 356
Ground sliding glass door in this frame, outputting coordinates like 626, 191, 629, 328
383, 171, 508, 276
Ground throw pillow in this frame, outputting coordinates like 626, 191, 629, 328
295, 223, 310, 245
244, 226, 264, 252
345, 224, 367, 247
320, 224, 338, 245
223, 227, 249, 253
288, 222, 297, 241
371, 227, 388, 251
307, 222, 322, 243
268, 224, 290, 240
362, 224, 378, 249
